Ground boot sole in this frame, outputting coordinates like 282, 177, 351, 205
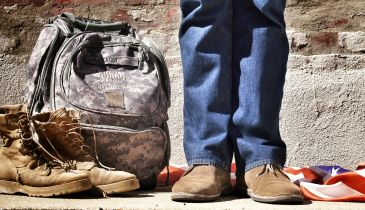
171, 186, 232, 202
96, 178, 140, 194
247, 188, 304, 204
0, 179, 92, 197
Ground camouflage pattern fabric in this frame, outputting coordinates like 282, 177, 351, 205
50, 32, 168, 129
25, 25, 59, 111
82, 125, 167, 179
24, 13, 170, 188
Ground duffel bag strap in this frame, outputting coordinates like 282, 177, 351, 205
50, 13, 131, 35
142, 37, 171, 106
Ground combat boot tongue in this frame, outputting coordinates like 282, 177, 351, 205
32, 109, 94, 162
32, 108, 140, 195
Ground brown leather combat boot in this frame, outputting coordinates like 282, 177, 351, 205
0, 104, 92, 197
236, 164, 304, 203
171, 165, 232, 201
32, 108, 139, 195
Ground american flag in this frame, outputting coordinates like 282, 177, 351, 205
158, 162, 365, 202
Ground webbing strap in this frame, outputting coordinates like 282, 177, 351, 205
55, 13, 131, 33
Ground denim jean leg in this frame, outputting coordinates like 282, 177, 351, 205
180, 0, 234, 171
231, 0, 289, 174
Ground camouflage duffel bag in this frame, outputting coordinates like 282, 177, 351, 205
25, 13, 171, 189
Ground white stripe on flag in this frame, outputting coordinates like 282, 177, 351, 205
285, 172, 305, 182
300, 181, 364, 199
356, 169, 365, 177
230, 173, 236, 180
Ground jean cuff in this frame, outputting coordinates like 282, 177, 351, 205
188, 159, 231, 172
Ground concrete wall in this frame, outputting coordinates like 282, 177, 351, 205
0, 0, 364, 169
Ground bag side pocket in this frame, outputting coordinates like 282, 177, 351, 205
81, 124, 168, 180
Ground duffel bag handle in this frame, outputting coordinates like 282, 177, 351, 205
58, 13, 131, 33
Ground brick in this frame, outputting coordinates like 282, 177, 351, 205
164, 0, 179, 5
166, 7, 178, 23
338, 31, 365, 53
286, 0, 321, 7
50, 7, 75, 16
0, 0, 45, 6
287, 31, 309, 52
310, 32, 338, 47
53, 0, 72, 4
128, 9, 155, 22
52, 0, 108, 6
324, 17, 350, 29
125, 0, 149, 5
112, 9, 131, 22
3, 4, 17, 13
124, 0, 165, 6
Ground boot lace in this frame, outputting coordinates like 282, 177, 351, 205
256, 164, 286, 177
39, 110, 114, 171
18, 113, 75, 172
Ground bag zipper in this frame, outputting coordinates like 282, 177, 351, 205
50, 32, 85, 110
80, 122, 166, 134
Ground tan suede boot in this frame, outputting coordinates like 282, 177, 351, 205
0, 104, 92, 197
32, 108, 139, 195
171, 165, 232, 201
236, 164, 304, 203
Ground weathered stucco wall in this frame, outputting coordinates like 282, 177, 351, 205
0, 0, 364, 169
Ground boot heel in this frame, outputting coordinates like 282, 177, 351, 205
0, 180, 20, 194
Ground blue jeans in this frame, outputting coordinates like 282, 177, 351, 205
180, 0, 288, 175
